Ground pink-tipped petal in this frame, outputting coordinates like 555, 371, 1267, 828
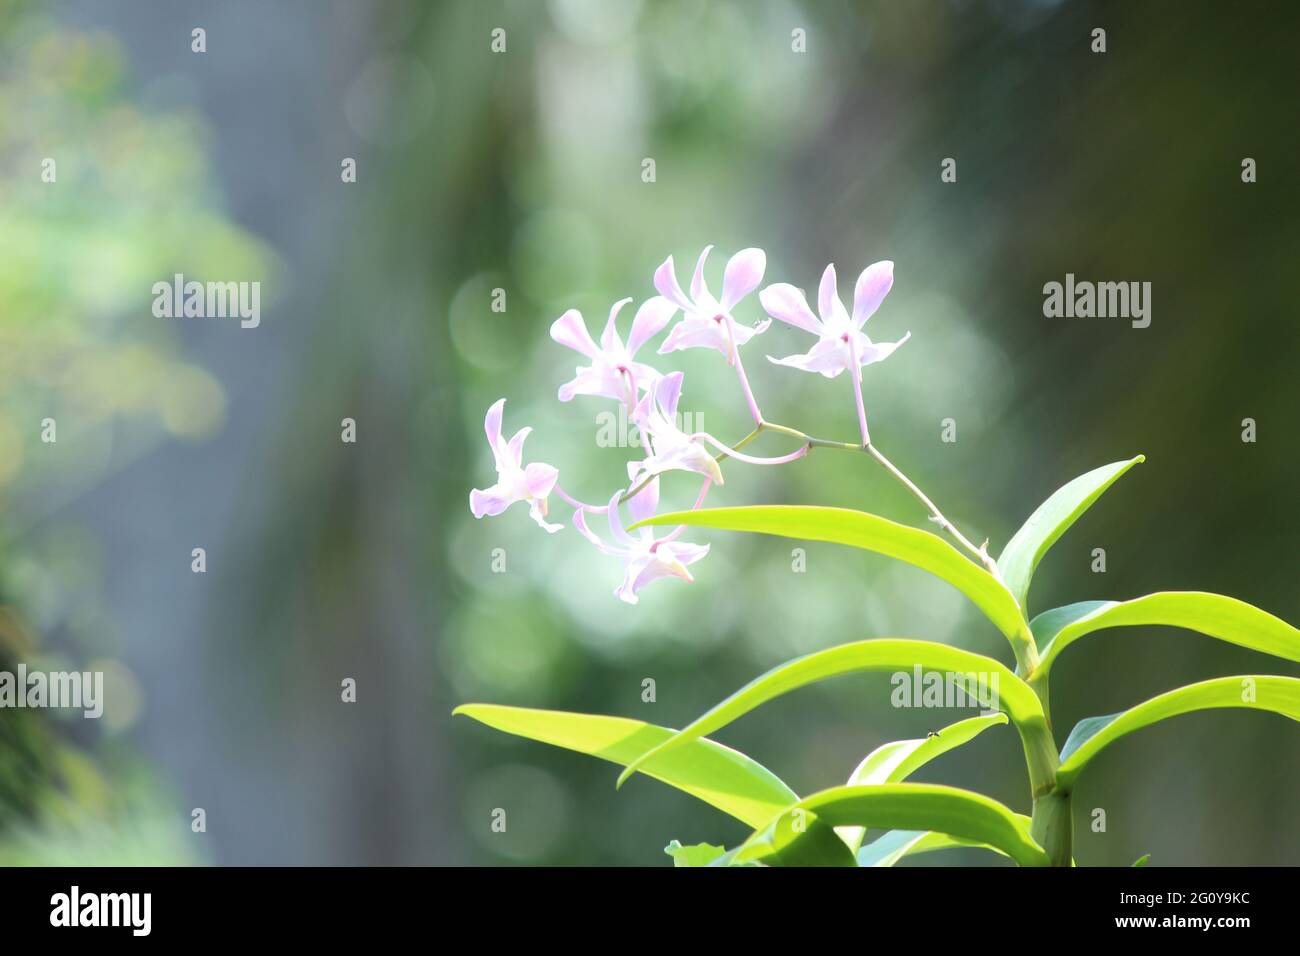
689, 245, 714, 302
614, 555, 655, 604
630, 386, 655, 429
817, 264, 839, 322
653, 256, 693, 311
858, 331, 911, 366
760, 283, 821, 334
505, 426, 532, 465
550, 309, 600, 358
656, 371, 685, 419
483, 398, 508, 462
767, 338, 850, 377
852, 260, 894, 327
729, 318, 770, 344
605, 491, 635, 545
557, 365, 611, 403
720, 247, 766, 311
629, 560, 683, 596
523, 462, 559, 499
657, 317, 725, 354
663, 541, 710, 568
629, 361, 664, 391
626, 296, 677, 357
601, 297, 632, 352
469, 483, 512, 518
660, 442, 723, 486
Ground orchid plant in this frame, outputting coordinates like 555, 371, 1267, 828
458, 247, 1300, 867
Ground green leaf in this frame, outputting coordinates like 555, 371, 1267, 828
630, 505, 1030, 657
847, 713, 1010, 787
858, 813, 1069, 866
1032, 591, 1300, 677
997, 456, 1144, 613
857, 826, 1024, 866
1131, 853, 1151, 867
664, 840, 727, 867
453, 704, 797, 828
1055, 676, 1300, 790
731, 815, 859, 867
614, 639, 1051, 790
857, 830, 961, 866
838, 713, 1009, 853
738, 784, 1050, 868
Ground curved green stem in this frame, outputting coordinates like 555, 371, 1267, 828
761, 422, 1001, 579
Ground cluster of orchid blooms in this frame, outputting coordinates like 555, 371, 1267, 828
469, 246, 911, 604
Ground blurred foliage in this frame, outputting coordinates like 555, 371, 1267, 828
0, 11, 274, 514
0, 6, 267, 862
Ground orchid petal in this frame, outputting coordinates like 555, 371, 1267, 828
656, 371, 685, 419
689, 245, 713, 302
857, 331, 911, 366
653, 256, 693, 311
660, 540, 710, 569
817, 264, 840, 323
614, 554, 655, 604
572, 509, 625, 556
767, 337, 850, 377
657, 317, 726, 354
557, 365, 614, 403
626, 475, 660, 525
606, 491, 635, 546
601, 297, 632, 352
658, 442, 724, 486
729, 317, 770, 344
629, 361, 664, 390
626, 296, 677, 357
759, 283, 821, 334
550, 309, 600, 359
505, 426, 532, 466
720, 247, 766, 312
523, 462, 559, 499
528, 498, 563, 534
469, 483, 512, 518
629, 559, 689, 596
852, 260, 894, 327
483, 398, 507, 462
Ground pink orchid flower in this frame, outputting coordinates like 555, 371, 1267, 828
468, 399, 563, 533
628, 372, 724, 487
550, 296, 677, 408
655, 245, 769, 362
573, 481, 709, 605
761, 261, 911, 379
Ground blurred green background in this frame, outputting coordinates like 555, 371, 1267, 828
0, 0, 1295, 865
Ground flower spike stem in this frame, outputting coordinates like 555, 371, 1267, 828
848, 337, 872, 446
724, 316, 764, 425
553, 485, 609, 514
862, 443, 1000, 578
694, 432, 809, 466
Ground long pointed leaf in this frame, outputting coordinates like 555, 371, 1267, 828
453, 704, 798, 828
615, 638, 1051, 791
857, 818, 1034, 866
737, 784, 1050, 868
839, 713, 1008, 852
1055, 676, 1300, 789
630, 505, 1032, 658
1032, 591, 1300, 677
997, 456, 1144, 612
